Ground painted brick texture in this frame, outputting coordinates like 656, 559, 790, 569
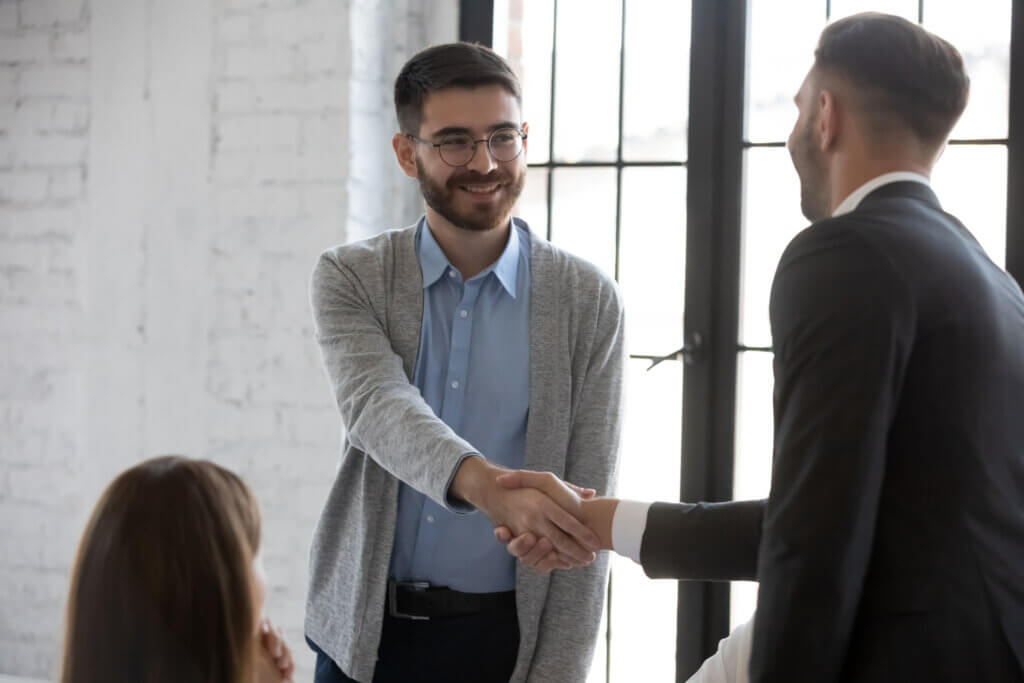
0, 0, 456, 679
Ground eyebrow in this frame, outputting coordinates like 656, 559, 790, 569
428, 122, 520, 139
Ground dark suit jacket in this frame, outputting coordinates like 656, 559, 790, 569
641, 182, 1024, 682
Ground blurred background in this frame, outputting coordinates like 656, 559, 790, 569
0, 1, 1019, 682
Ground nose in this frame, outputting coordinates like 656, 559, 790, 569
465, 140, 498, 174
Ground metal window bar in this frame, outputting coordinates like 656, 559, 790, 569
741, 137, 1011, 146
1009, 0, 1024, 285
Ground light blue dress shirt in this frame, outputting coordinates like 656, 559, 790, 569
388, 217, 531, 593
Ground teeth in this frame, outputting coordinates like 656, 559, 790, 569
462, 184, 500, 194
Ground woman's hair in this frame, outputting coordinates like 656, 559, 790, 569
61, 456, 262, 683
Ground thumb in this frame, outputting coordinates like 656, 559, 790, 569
566, 482, 597, 498
494, 526, 513, 543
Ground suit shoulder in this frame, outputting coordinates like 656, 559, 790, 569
779, 213, 897, 270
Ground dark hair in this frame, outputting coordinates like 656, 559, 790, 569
814, 12, 969, 146
61, 456, 262, 683
394, 42, 522, 135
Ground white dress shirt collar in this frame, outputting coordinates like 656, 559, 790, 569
831, 171, 931, 218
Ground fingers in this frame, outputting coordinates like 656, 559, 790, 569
499, 488, 598, 559
538, 516, 596, 564
273, 624, 293, 679
530, 550, 578, 574
566, 482, 597, 498
542, 499, 600, 553
506, 531, 538, 558
520, 535, 553, 567
259, 619, 294, 682
503, 530, 597, 574
497, 471, 582, 510
494, 526, 513, 544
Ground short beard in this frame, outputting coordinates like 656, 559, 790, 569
793, 120, 831, 222
416, 157, 525, 232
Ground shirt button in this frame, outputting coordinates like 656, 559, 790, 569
426, 515, 435, 523
460, 309, 468, 318
451, 380, 459, 389
448, 271, 456, 278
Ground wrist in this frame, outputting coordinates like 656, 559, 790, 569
581, 497, 619, 551
450, 456, 504, 512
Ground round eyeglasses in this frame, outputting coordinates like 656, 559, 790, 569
406, 127, 527, 167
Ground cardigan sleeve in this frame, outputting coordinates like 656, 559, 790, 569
310, 248, 479, 511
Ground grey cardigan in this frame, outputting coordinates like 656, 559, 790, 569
305, 220, 624, 682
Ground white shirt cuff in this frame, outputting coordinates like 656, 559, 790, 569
610, 499, 652, 564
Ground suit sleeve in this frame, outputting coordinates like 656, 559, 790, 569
749, 225, 915, 682
640, 499, 765, 580
310, 251, 478, 511
528, 281, 625, 682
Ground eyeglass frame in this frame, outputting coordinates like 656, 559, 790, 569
405, 127, 528, 167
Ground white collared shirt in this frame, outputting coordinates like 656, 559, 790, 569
831, 171, 931, 217
610, 171, 932, 565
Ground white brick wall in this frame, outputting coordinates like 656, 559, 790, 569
0, 0, 456, 679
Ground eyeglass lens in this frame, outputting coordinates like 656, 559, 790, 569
439, 129, 523, 166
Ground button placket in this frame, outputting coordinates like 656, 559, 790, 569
442, 280, 480, 414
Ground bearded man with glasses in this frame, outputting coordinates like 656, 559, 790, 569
303, 42, 624, 683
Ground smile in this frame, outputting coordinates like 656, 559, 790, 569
459, 183, 501, 194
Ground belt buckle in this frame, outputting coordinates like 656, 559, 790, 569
388, 580, 431, 621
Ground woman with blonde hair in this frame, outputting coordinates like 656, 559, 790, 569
61, 455, 294, 683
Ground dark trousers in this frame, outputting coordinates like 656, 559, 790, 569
308, 602, 520, 683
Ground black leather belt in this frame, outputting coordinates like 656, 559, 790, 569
387, 579, 516, 621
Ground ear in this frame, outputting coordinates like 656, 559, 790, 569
392, 133, 419, 179
817, 90, 839, 152
521, 121, 529, 156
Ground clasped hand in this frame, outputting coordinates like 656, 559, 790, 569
492, 471, 617, 575
451, 458, 616, 575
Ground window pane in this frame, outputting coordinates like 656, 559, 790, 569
733, 352, 773, 502
621, 1, 691, 160
931, 144, 1008, 268
924, 1, 1011, 140
516, 167, 550, 238
550, 168, 618, 278
553, 0, 622, 162
732, 351, 774, 628
496, 0, 555, 164
619, 168, 687, 354
740, 148, 807, 347
607, 357, 683, 683
747, 0, 823, 143
829, 0, 918, 21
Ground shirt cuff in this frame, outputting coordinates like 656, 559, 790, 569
442, 452, 483, 515
611, 499, 652, 564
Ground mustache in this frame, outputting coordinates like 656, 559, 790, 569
447, 171, 509, 187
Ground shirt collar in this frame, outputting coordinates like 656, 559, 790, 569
490, 221, 521, 297
417, 218, 521, 297
832, 171, 931, 217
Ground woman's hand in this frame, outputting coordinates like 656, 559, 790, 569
255, 618, 295, 683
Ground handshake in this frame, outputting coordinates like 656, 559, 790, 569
451, 456, 620, 574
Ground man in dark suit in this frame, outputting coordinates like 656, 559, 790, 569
495, 12, 1024, 682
